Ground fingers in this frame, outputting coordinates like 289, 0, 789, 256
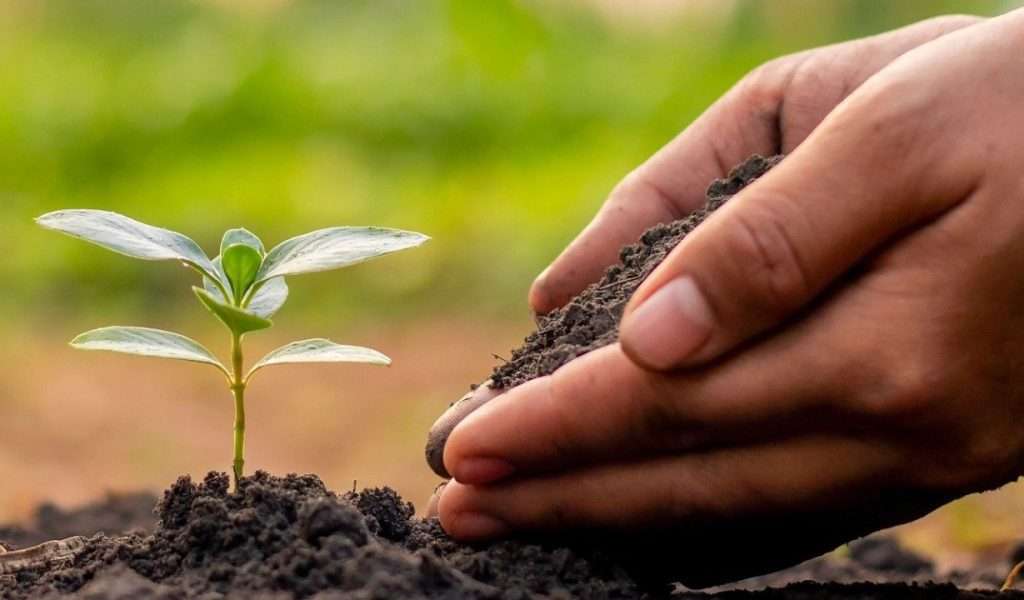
439, 434, 903, 541
425, 481, 447, 518
426, 382, 501, 478
442, 324, 853, 484
619, 68, 983, 371
528, 15, 983, 317
442, 450, 950, 590
528, 62, 797, 315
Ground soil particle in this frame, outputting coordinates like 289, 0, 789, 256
490, 154, 783, 388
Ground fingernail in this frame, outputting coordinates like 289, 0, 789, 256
529, 266, 554, 315
453, 512, 509, 539
452, 457, 514, 484
426, 481, 448, 517
426, 382, 502, 479
622, 276, 713, 369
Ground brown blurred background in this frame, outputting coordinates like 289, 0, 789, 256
2, 0, 1024, 571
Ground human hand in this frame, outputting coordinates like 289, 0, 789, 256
433, 12, 1024, 587
527, 14, 982, 316
425, 15, 984, 480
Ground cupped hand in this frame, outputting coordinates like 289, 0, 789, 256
433, 11, 1024, 587
424, 14, 985, 479
527, 14, 981, 316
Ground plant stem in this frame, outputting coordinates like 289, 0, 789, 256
230, 331, 246, 492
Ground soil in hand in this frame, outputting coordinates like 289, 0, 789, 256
490, 154, 782, 388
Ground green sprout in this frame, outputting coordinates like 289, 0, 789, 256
36, 210, 428, 490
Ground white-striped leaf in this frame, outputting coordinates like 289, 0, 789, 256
247, 338, 390, 380
70, 326, 227, 374
246, 277, 289, 318
256, 227, 428, 283
37, 209, 219, 281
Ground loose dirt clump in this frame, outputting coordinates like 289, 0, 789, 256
2, 471, 641, 599
490, 154, 783, 388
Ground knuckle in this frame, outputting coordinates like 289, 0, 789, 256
543, 373, 584, 459
723, 199, 813, 316
857, 352, 944, 418
608, 169, 642, 204
610, 169, 683, 221
836, 70, 934, 163
662, 458, 742, 521
734, 55, 800, 112
633, 375, 694, 449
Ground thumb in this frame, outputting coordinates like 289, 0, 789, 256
619, 77, 976, 371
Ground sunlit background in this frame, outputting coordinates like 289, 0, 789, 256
2, 0, 1024, 570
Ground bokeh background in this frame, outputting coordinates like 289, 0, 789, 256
2, 0, 1023, 569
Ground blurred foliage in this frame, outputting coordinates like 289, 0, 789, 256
0, 0, 1018, 327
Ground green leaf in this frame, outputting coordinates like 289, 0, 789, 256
36, 209, 219, 281
247, 338, 390, 381
71, 326, 228, 375
221, 228, 265, 257
203, 256, 230, 303
222, 243, 262, 302
205, 257, 288, 317
246, 277, 289, 318
194, 287, 272, 336
256, 227, 429, 283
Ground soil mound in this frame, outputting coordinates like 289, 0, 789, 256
491, 154, 782, 388
2, 471, 641, 599
1, 472, 1017, 599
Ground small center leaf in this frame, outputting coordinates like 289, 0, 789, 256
222, 243, 262, 304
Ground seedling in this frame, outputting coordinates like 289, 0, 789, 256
37, 210, 428, 490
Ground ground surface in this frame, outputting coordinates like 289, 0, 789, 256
1, 472, 1023, 599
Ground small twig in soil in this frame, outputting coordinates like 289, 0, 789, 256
1002, 560, 1024, 591
598, 273, 645, 291
492, 354, 508, 363
0, 536, 87, 584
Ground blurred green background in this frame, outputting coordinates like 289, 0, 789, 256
3, 0, 1024, 567
3, 0, 1019, 325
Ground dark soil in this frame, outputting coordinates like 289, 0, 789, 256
491, 154, 782, 388
5, 155, 1023, 598
1, 472, 1021, 599
1, 471, 644, 599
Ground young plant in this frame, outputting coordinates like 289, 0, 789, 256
37, 209, 428, 490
